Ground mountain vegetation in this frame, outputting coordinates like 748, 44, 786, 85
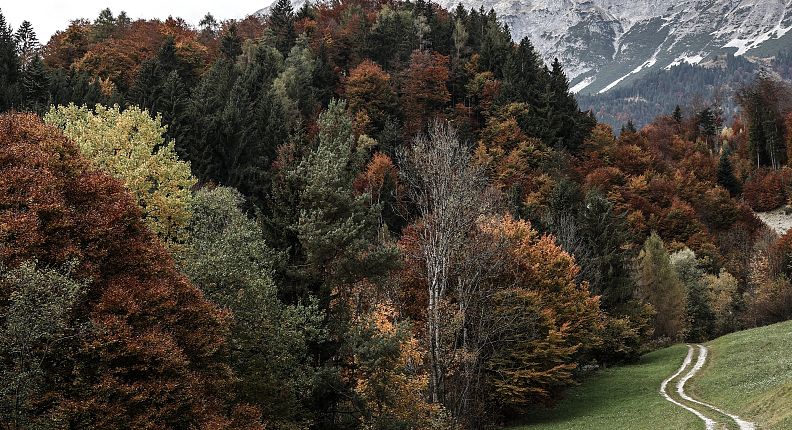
1, 1, 792, 429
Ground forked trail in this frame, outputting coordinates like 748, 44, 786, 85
660, 345, 755, 430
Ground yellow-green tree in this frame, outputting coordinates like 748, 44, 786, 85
635, 232, 687, 340
44, 104, 196, 247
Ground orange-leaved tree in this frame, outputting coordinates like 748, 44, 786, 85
478, 215, 603, 414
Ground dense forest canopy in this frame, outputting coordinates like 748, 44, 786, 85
2, 1, 792, 429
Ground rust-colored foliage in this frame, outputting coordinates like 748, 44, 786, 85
479, 215, 603, 410
45, 18, 214, 91
0, 113, 257, 429
743, 168, 792, 212
401, 50, 451, 134
345, 60, 399, 132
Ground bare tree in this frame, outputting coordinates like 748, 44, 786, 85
399, 120, 494, 406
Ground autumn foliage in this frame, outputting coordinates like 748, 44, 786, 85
0, 113, 255, 428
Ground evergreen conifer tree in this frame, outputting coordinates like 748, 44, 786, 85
673, 105, 683, 124
717, 148, 741, 195
14, 20, 38, 68
635, 232, 687, 340
220, 24, 242, 59
0, 10, 20, 110
20, 55, 48, 113
182, 57, 238, 181
269, 0, 296, 57
671, 249, 715, 342
157, 70, 190, 146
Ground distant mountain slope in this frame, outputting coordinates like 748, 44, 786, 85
257, 0, 792, 94
430, 0, 792, 95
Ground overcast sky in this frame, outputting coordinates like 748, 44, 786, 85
2, 1, 277, 44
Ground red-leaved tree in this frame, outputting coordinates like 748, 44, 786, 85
0, 113, 260, 429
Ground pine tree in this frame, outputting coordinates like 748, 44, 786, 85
297, 99, 396, 293
0, 10, 20, 110
269, 0, 296, 57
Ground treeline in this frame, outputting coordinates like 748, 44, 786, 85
1, 1, 792, 429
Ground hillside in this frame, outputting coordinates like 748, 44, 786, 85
515, 321, 792, 430
579, 47, 792, 130
257, 0, 792, 94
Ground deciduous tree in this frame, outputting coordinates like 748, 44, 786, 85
44, 104, 196, 248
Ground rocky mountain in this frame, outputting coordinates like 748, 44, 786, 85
257, 0, 792, 95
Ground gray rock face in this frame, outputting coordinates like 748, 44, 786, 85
255, 0, 792, 93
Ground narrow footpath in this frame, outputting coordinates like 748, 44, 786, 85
660, 344, 756, 430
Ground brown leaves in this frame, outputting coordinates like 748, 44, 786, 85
0, 113, 246, 428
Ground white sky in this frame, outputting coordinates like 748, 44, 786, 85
1, 1, 277, 44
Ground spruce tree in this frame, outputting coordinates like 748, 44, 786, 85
198, 13, 219, 39
20, 55, 48, 114
269, 0, 296, 57
0, 10, 20, 110
548, 59, 575, 146
220, 24, 242, 59
580, 191, 635, 310
14, 20, 38, 68
221, 43, 285, 209
129, 36, 196, 111
157, 70, 190, 146
91, 8, 117, 41
500, 37, 544, 107
673, 105, 683, 124
717, 149, 741, 195
296, 0, 315, 21
182, 57, 238, 181
621, 119, 637, 134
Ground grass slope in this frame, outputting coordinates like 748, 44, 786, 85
690, 321, 792, 430
513, 320, 792, 430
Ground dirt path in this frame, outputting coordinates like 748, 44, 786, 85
660, 345, 716, 430
660, 345, 756, 430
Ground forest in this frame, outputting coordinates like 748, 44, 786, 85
579, 48, 792, 131
1, 0, 792, 429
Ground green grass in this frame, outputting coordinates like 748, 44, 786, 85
512, 345, 700, 430
691, 320, 792, 430
512, 320, 792, 430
